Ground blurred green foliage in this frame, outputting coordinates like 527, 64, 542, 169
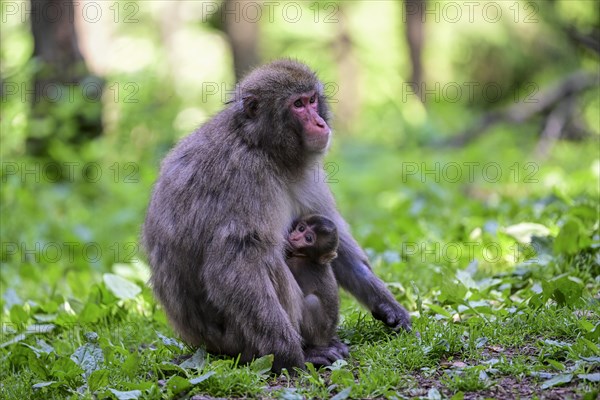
0, 0, 599, 398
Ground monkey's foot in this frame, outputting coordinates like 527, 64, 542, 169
372, 301, 412, 332
272, 350, 305, 374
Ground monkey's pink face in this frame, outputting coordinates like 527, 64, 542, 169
288, 222, 315, 251
290, 91, 331, 152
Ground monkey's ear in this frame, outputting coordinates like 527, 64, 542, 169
242, 95, 259, 118
319, 251, 337, 264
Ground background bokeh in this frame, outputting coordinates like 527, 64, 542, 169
0, 1, 598, 398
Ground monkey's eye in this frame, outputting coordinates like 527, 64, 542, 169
293, 99, 303, 108
309, 95, 316, 104
305, 234, 314, 243
298, 224, 305, 232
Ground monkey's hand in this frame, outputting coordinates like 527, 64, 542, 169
304, 338, 349, 367
372, 301, 412, 332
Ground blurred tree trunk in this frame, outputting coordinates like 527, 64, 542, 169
331, 6, 359, 132
28, 0, 103, 157
222, 0, 260, 81
404, 0, 425, 102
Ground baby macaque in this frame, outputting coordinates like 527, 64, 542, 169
286, 214, 349, 365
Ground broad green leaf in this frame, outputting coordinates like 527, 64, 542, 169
250, 354, 273, 375
156, 332, 184, 351
35, 339, 55, 354
456, 269, 477, 289
79, 303, 105, 323
27, 349, 49, 379
33, 313, 57, 322
26, 323, 55, 335
578, 373, 600, 382
426, 304, 452, 317
85, 331, 99, 342
438, 280, 468, 306
565, 204, 598, 227
108, 389, 143, 399
51, 357, 83, 380
331, 387, 352, 400
428, 388, 442, 400
159, 361, 185, 373
0, 333, 26, 348
475, 337, 488, 349
103, 274, 141, 300
542, 339, 570, 348
503, 222, 550, 243
121, 352, 141, 378
546, 359, 565, 371
554, 218, 591, 255
279, 389, 303, 400
578, 319, 595, 332
586, 323, 600, 341
88, 369, 110, 392
326, 359, 349, 371
22, 339, 54, 356
189, 371, 215, 385
112, 261, 150, 282
180, 348, 207, 370
579, 338, 599, 353
583, 390, 600, 400
541, 275, 584, 307
9, 304, 29, 324
541, 373, 573, 389
3, 288, 22, 309
330, 369, 354, 387
120, 382, 155, 391
581, 356, 600, 363
167, 375, 191, 394
71, 342, 104, 379
32, 381, 57, 389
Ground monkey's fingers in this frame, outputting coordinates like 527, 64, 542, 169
372, 302, 412, 332
304, 344, 347, 367
330, 338, 349, 358
304, 355, 333, 368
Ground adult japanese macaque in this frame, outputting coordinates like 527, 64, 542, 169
286, 215, 348, 365
142, 59, 411, 372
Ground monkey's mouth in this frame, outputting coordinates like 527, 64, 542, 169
284, 241, 294, 258
305, 130, 331, 152
284, 241, 308, 258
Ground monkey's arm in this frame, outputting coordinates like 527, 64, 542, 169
297, 180, 411, 331
330, 219, 411, 332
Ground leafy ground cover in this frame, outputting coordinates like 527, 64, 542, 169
1, 131, 598, 399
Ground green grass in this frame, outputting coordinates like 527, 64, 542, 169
1, 131, 599, 399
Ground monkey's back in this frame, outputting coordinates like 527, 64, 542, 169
142, 109, 297, 348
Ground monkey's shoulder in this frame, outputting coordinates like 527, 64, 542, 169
288, 173, 335, 217
161, 133, 278, 195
